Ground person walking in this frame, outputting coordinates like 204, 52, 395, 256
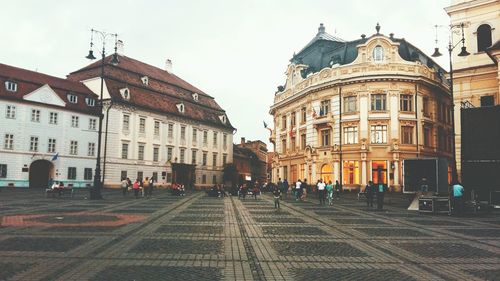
301, 179, 308, 200
283, 179, 289, 199
317, 179, 326, 205
335, 180, 341, 200
273, 186, 282, 209
121, 177, 128, 196
133, 179, 140, 198
295, 180, 302, 201
376, 182, 388, 210
143, 177, 150, 198
365, 181, 374, 207
452, 181, 465, 215
326, 181, 334, 206
252, 182, 260, 200
146, 176, 154, 198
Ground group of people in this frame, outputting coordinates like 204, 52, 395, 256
121, 176, 156, 198
276, 178, 342, 204
208, 184, 226, 197
171, 183, 186, 196
238, 182, 261, 200
363, 181, 388, 210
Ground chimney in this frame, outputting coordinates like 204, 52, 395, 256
165, 59, 172, 73
241, 137, 245, 145
116, 40, 124, 55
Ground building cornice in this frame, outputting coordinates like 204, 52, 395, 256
445, 0, 499, 15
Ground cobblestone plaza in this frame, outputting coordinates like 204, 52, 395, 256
0, 190, 499, 280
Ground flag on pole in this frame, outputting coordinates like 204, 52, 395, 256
312, 107, 317, 118
263, 121, 268, 128
51, 153, 59, 161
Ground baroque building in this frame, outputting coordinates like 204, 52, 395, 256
0, 63, 99, 188
269, 24, 453, 191
68, 55, 234, 189
445, 0, 500, 178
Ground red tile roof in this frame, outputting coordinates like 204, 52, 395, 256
68, 55, 234, 130
0, 63, 99, 115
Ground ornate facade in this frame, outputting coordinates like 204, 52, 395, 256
269, 24, 453, 191
445, 0, 500, 178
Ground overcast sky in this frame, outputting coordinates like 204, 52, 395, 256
0, 0, 451, 150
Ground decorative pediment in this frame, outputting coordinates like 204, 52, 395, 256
23, 84, 66, 107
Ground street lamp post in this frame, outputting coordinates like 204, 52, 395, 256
431, 23, 470, 184
85, 29, 119, 199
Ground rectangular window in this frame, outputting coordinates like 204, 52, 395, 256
123, 114, 130, 131
202, 174, 207, 184
49, 112, 58, 124
4, 134, 14, 150
212, 175, 217, 184
121, 143, 129, 159
5, 81, 17, 92
6, 105, 16, 119
481, 95, 494, 107
281, 138, 286, 153
48, 138, 56, 153
191, 149, 197, 164
213, 132, 218, 146
153, 147, 159, 162
301, 107, 306, 123
291, 112, 296, 127
320, 100, 330, 116
422, 97, 430, 117
166, 172, 172, 183
67, 167, 77, 180
121, 171, 128, 180
181, 126, 186, 140
168, 124, 174, 138
167, 147, 173, 161
139, 118, 146, 133
138, 144, 145, 160
212, 153, 217, 167
202, 152, 208, 166
84, 168, 92, 180
30, 136, 39, 152
401, 126, 414, 144
370, 125, 387, 144
88, 142, 95, 156
223, 133, 227, 148
137, 171, 143, 180
71, 116, 79, 128
193, 129, 198, 143
321, 129, 330, 147
0, 164, 7, 178
31, 109, 40, 122
70, 140, 78, 155
343, 161, 360, 185
424, 126, 432, 147
180, 148, 185, 163
223, 154, 227, 166
344, 126, 358, 144
89, 118, 97, 130
291, 136, 296, 151
300, 133, 306, 150
203, 131, 208, 145
154, 121, 160, 136
371, 94, 387, 111
400, 94, 413, 112
281, 115, 287, 129
344, 96, 357, 113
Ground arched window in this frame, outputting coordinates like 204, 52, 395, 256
373, 45, 384, 61
320, 164, 333, 183
477, 24, 492, 52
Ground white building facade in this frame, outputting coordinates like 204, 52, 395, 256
0, 63, 98, 188
68, 55, 234, 189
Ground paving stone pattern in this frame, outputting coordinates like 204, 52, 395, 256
0, 188, 499, 280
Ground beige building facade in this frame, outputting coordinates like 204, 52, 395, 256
269, 24, 453, 191
445, 0, 500, 178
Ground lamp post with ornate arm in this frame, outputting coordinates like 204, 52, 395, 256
85, 29, 119, 199
431, 22, 470, 184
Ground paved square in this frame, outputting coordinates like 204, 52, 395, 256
0, 188, 499, 281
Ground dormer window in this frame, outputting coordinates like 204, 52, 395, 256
141, 76, 149, 85
5, 81, 17, 92
120, 88, 130, 100
219, 115, 227, 124
67, 93, 78, 103
373, 45, 384, 62
176, 103, 185, 113
85, 97, 96, 107
192, 93, 199, 101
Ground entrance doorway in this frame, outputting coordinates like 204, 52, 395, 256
29, 160, 54, 188
371, 161, 387, 184
320, 164, 333, 183
172, 163, 195, 189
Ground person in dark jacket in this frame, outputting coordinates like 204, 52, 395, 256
376, 182, 388, 210
365, 181, 374, 207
